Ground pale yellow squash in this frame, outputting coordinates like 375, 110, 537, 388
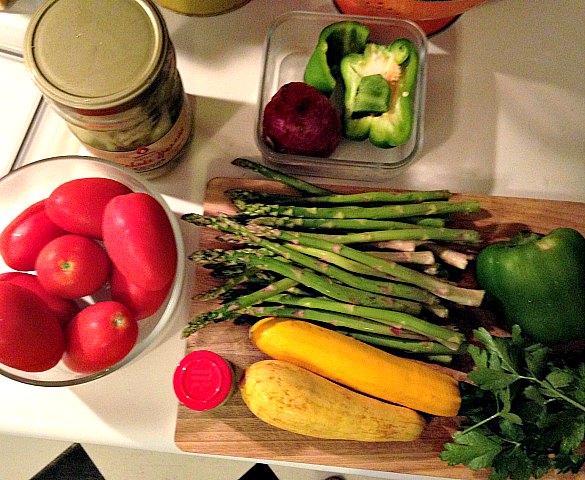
249, 317, 461, 417
240, 359, 426, 441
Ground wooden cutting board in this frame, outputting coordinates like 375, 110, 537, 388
175, 177, 585, 479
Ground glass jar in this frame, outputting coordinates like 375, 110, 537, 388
24, 0, 193, 179
154, 0, 251, 16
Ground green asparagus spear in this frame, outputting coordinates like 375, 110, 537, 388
420, 242, 474, 270
231, 158, 332, 196
293, 242, 478, 304
193, 244, 421, 318
227, 188, 451, 205
277, 244, 437, 307
192, 246, 439, 306
183, 277, 299, 336
367, 250, 435, 265
195, 268, 276, 301
283, 227, 480, 244
423, 303, 450, 318
245, 255, 424, 314
247, 216, 428, 230
282, 244, 443, 303
233, 198, 481, 219
189, 247, 265, 267
240, 305, 432, 340
343, 331, 467, 354
181, 214, 484, 307
366, 240, 422, 251
285, 243, 433, 275
185, 217, 441, 307
266, 294, 464, 349
225, 189, 302, 205
411, 217, 447, 227
272, 231, 484, 307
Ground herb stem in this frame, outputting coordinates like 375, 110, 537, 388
460, 411, 503, 436
509, 372, 585, 413
532, 377, 585, 413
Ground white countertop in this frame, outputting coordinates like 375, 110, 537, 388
0, 1, 584, 478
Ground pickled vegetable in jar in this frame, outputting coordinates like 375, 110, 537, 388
24, 0, 193, 179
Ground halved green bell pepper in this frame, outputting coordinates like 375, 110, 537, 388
341, 39, 419, 148
303, 21, 370, 97
475, 228, 585, 345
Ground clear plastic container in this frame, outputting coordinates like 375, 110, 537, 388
256, 11, 427, 182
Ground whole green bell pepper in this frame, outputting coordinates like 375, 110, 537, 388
340, 39, 419, 148
303, 21, 370, 97
475, 228, 585, 345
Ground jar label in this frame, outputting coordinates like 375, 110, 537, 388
84, 95, 193, 175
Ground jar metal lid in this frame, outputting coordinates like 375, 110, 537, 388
173, 350, 234, 411
24, 0, 166, 110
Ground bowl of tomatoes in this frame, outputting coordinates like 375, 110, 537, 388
0, 156, 185, 386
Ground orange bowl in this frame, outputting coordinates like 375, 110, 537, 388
334, 0, 487, 35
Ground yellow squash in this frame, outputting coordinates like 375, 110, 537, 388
240, 359, 425, 441
250, 317, 461, 417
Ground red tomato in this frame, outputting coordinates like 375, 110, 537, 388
0, 272, 79, 326
46, 177, 133, 239
109, 265, 170, 320
63, 301, 138, 374
35, 234, 111, 299
102, 193, 177, 292
0, 282, 65, 372
0, 199, 67, 271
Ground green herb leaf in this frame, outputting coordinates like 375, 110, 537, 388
570, 364, 585, 404
545, 367, 575, 389
553, 452, 585, 474
491, 447, 535, 480
440, 430, 502, 471
468, 343, 488, 369
523, 344, 548, 377
473, 327, 518, 374
552, 411, 585, 454
467, 368, 517, 391
440, 327, 585, 479
522, 385, 546, 406
499, 412, 523, 426
498, 415, 524, 442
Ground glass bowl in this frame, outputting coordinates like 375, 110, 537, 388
255, 11, 427, 183
0, 156, 186, 387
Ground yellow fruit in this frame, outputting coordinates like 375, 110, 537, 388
240, 359, 425, 441
250, 317, 461, 417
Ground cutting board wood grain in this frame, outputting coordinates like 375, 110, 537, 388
175, 177, 585, 478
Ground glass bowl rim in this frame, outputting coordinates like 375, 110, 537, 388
0, 155, 186, 387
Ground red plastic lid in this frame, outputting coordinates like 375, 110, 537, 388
173, 350, 234, 411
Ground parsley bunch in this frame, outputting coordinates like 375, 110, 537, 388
440, 326, 585, 479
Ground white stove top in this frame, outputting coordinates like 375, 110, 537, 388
0, 49, 41, 177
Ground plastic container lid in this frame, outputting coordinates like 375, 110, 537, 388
173, 350, 234, 411
23, 0, 166, 110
